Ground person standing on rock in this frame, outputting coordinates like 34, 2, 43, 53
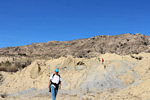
48, 69, 61, 100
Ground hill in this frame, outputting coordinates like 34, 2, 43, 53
0, 33, 150, 58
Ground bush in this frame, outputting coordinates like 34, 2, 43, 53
18, 53, 27, 56
1, 61, 11, 67
14, 60, 32, 69
7, 65, 18, 72
0, 61, 18, 72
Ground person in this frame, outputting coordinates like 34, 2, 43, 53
48, 69, 61, 100
102, 58, 104, 65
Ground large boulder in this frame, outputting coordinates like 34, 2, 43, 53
30, 65, 41, 79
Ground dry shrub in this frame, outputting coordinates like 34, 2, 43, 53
6, 65, 18, 72
14, 60, 31, 69
0, 61, 18, 72
0, 59, 32, 72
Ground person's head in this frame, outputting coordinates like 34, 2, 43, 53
55, 69, 59, 75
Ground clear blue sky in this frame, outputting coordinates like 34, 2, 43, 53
0, 0, 150, 48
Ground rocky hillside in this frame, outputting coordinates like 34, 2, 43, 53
1, 33, 150, 100
0, 33, 150, 58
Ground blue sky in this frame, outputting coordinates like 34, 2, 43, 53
0, 0, 150, 48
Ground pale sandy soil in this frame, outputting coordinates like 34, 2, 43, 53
1, 53, 150, 100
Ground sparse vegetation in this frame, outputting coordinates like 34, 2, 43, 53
0, 59, 32, 72
18, 53, 27, 56
35, 56, 52, 60
0, 61, 18, 72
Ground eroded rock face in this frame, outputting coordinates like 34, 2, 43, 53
0, 33, 150, 58
30, 65, 41, 79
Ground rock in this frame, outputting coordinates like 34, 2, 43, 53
30, 65, 41, 79
0, 74, 3, 85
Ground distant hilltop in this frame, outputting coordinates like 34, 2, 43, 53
0, 33, 150, 58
